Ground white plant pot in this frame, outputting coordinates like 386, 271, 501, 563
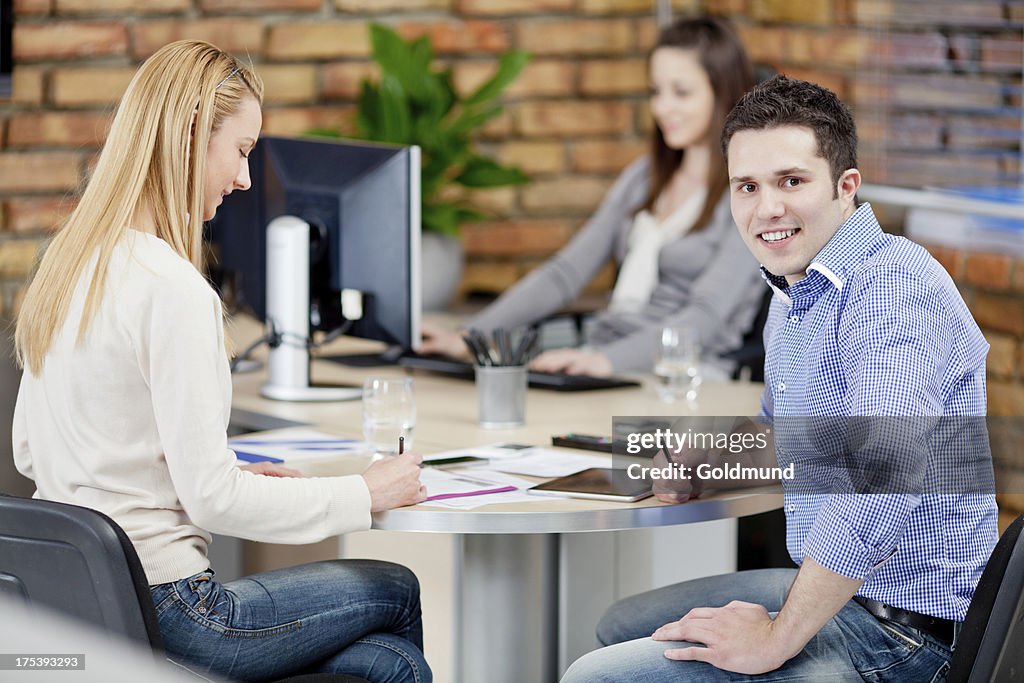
420, 231, 465, 312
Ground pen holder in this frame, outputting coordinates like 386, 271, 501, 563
475, 365, 527, 429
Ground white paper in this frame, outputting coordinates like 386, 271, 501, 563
422, 443, 540, 462
419, 469, 541, 509
485, 449, 611, 478
229, 428, 369, 464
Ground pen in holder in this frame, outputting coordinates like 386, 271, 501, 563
465, 327, 535, 428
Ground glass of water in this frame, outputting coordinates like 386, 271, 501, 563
362, 377, 416, 456
654, 326, 702, 402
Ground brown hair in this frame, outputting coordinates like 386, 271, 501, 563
721, 74, 857, 196
639, 16, 754, 230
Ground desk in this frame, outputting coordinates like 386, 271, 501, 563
227, 316, 782, 682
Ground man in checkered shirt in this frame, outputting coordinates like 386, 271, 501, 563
562, 76, 998, 682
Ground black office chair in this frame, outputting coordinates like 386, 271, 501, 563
0, 495, 371, 683
948, 512, 1024, 682
723, 286, 773, 382
0, 493, 164, 652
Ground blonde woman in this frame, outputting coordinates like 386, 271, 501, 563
13, 40, 431, 683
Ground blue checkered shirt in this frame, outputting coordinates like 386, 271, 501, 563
759, 203, 998, 621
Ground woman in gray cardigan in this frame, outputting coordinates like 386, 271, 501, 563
422, 17, 764, 377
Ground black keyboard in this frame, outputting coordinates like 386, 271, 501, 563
396, 353, 640, 392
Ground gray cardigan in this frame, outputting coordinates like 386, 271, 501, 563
469, 156, 765, 373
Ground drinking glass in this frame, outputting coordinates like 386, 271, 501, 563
362, 377, 416, 456
654, 326, 702, 402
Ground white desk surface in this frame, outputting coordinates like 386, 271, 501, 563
226, 315, 783, 532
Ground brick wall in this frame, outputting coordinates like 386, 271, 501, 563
0, 0, 1022, 416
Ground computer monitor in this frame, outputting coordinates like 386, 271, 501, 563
209, 135, 421, 355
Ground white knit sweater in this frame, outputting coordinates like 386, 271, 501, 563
13, 230, 371, 585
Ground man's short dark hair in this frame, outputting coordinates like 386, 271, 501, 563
721, 75, 857, 192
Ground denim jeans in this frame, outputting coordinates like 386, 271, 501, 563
149, 560, 430, 683
562, 568, 953, 682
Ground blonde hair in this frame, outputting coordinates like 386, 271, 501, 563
15, 40, 264, 374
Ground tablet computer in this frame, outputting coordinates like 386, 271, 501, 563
527, 467, 653, 503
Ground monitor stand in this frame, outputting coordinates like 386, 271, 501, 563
261, 215, 361, 402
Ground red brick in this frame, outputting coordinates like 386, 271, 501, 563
705, 0, 748, 14
3, 197, 76, 234
0, 240, 42, 278
972, 292, 1024, 337
57, 0, 190, 12
981, 36, 1024, 73
813, 30, 873, 69
517, 101, 633, 137
736, 25, 787, 64
878, 31, 947, 69
464, 187, 517, 216
516, 19, 634, 56
7, 111, 112, 148
321, 62, 378, 100
396, 21, 508, 55
858, 113, 941, 150
14, 22, 128, 61
267, 22, 369, 61
261, 106, 356, 137
462, 219, 574, 256
988, 380, 1024, 417
965, 252, 1013, 291
987, 333, 1018, 380
456, 0, 572, 14
13, 0, 51, 15
10, 67, 45, 106
51, 67, 136, 107
571, 139, 647, 174
478, 110, 514, 140
521, 176, 611, 212
923, 243, 965, 280
453, 59, 573, 99
0, 152, 82, 192
752, 0, 831, 24
580, 0, 698, 13
335, 0, 451, 10
132, 19, 264, 59
947, 116, 1021, 150
1014, 259, 1024, 293
579, 58, 646, 96
460, 260, 521, 295
497, 141, 564, 175
853, 74, 1003, 111
258, 65, 318, 105
200, 0, 319, 11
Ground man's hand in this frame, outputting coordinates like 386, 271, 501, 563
362, 452, 427, 512
529, 348, 613, 377
418, 321, 472, 360
652, 601, 789, 675
651, 448, 698, 504
240, 462, 305, 477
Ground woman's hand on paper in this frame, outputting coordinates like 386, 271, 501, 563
363, 451, 428, 511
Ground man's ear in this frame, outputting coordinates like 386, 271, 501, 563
837, 168, 861, 206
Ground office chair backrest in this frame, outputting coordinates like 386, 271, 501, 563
948, 512, 1024, 682
0, 494, 164, 651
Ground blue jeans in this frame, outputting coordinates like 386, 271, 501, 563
562, 568, 952, 682
149, 560, 430, 683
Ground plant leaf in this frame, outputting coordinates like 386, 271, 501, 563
464, 50, 531, 107
455, 156, 530, 188
422, 202, 462, 237
377, 74, 412, 143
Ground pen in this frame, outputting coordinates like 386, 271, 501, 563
399, 435, 405, 455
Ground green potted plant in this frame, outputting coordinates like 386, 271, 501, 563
310, 23, 531, 310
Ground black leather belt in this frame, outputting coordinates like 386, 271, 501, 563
854, 596, 956, 646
